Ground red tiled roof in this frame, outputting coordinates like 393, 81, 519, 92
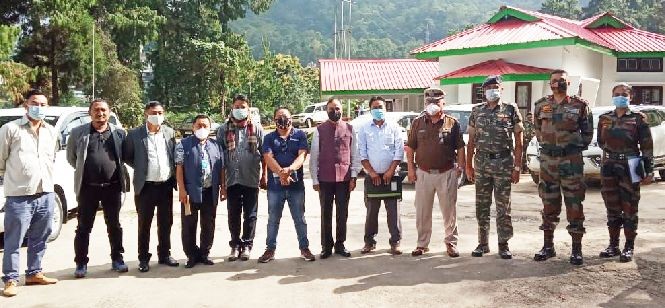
412, 6, 665, 56
319, 59, 439, 92
435, 59, 553, 80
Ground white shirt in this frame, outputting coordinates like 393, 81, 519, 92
0, 116, 59, 196
145, 125, 171, 182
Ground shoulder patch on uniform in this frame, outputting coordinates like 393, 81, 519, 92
542, 105, 553, 113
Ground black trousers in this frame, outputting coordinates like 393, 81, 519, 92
319, 181, 350, 251
227, 184, 259, 249
74, 183, 124, 264
181, 188, 217, 260
136, 180, 174, 262
364, 197, 402, 246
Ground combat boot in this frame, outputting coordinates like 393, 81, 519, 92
498, 242, 512, 260
570, 242, 583, 265
534, 231, 556, 261
472, 229, 489, 257
599, 227, 621, 258
620, 240, 634, 263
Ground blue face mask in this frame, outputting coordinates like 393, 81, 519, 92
612, 96, 630, 108
27, 105, 46, 121
370, 108, 385, 121
232, 108, 248, 120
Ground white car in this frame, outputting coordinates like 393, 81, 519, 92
293, 102, 328, 128
526, 105, 665, 184
0, 107, 126, 242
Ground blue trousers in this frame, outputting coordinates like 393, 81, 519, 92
266, 188, 309, 250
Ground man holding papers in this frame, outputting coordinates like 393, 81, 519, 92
357, 96, 404, 255
597, 83, 653, 263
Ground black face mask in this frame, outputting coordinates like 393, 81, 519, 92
553, 79, 568, 92
328, 110, 342, 122
275, 116, 291, 130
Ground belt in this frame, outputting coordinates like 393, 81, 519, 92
87, 181, 119, 188
540, 147, 581, 157
145, 180, 169, 185
603, 152, 638, 160
419, 167, 451, 174
477, 150, 511, 159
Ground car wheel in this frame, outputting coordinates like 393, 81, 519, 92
48, 192, 64, 242
659, 170, 665, 181
306, 118, 313, 128
530, 171, 540, 184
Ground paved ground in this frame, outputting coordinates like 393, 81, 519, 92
1, 171, 665, 307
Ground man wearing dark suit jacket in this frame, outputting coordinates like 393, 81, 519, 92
122, 101, 178, 272
66, 99, 130, 278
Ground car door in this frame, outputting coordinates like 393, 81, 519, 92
313, 105, 328, 123
647, 109, 665, 162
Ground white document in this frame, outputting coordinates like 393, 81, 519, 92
628, 157, 642, 183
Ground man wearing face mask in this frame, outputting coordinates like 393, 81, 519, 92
310, 98, 362, 259
175, 115, 225, 268
67, 99, 130, 278
217, 94, 265, 262
533, 69, 593, 265
357, 96, 404, 255
258, 107, 315, 263
466, 76, 523, 259
123, 101, 179, 272
0, 89, 59, 297
597, 83, 653, 262
406, 88, 465, 258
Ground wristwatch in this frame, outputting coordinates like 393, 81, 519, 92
514, 166, 521, 172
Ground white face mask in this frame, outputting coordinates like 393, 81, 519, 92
425, 103, 442, 116
147, 114, 164, 126
485, 89, 501, 102
194, 128, 210, 140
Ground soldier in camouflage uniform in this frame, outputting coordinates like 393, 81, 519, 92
597, 83, 654, 263
465, 75, 523, 259
533, 69, 593, 265
522, 113, 535, 173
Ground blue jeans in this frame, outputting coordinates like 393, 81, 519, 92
266, 188, 309, 250
2, 192, 55, 282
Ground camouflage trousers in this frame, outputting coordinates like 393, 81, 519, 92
538, 153, 586, 235
474, 154, 513, 244
600, 160, 640, 240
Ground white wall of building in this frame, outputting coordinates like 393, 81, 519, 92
436, 45, 665, 107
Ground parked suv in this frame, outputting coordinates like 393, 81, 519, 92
0, 107, 127, 242
526, 105, 665, 184
293, 102, 328, 128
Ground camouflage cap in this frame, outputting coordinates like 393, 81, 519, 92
482, 75, 502, 88
424, 87, 446, 99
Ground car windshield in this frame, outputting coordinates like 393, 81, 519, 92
445, 111, 470, 134
0, 115, 58, 127
303, 106, 315, 113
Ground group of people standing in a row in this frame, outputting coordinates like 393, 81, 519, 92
0, 67, 653, 297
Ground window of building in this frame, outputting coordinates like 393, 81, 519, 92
632, 86, 663, 105
472, 83, 484, 104
617, 58, 663, 72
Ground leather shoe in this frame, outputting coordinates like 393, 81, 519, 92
335, 248, 351, 257
199, 256, 214, 265
320, 250, 333, 259
390, 244, 402, 255
411, 247, 429, 256
158, 256, 179, 267
25, 273, 58, 285
74, 264, 87, 278
258, 249, 275, 263
446, 244, 460, 258
138, 261, 150, 272
184, 259, 197, 268
361, 244, 376, 254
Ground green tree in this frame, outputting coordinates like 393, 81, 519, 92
541, 0, 583, 19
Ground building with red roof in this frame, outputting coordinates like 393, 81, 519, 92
412, 6, 665, 113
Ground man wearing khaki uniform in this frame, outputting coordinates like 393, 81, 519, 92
406, 88, 466, 257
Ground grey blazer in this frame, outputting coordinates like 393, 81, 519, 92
66, 123, 129, 199
122, 125, 176, 195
